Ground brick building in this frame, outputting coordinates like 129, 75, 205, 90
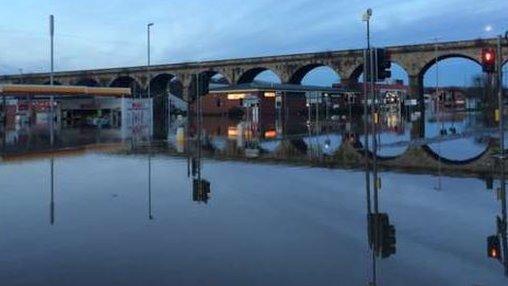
192, 82, 345, 116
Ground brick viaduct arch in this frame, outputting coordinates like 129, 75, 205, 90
1, 38, 506, 103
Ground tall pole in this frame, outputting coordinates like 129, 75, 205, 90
497, 34, 507, 276
371, 49, 379, 214
362, 9, 372, 217
362, 8, 372, 168
498, 35, 504, 156
50, 15, 54, 86
49, 15, 55, 146
362, 9, 377, 285
147, 23, 154, 99
435, 38, 442, 190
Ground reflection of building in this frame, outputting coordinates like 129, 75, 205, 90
1, 96, 153, 139
424, 87, 466, 109
193, 82, 344, 116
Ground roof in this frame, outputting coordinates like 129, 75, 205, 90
0, 84, 132, 97
209, 81, 348, 94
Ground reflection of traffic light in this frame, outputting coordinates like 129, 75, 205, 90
487, 235, 502, 260
486, 177, 494, 190
481, 48, 496, 73
193, 179, 211, 203
375, 48, 392, 81
381, 218, 397, 258
368, 213, 397, 259
191, 157, 198, 177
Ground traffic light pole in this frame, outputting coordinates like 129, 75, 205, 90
371, 49, 379, 214
501, 160, 508, 276
498, 35, 504, 158
496, 35, 507, 275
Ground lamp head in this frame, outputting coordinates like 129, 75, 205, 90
362, 9, 372, 21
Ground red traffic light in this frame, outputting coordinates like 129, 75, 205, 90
481, 48, 496, 73
487, 235, 502, 260
482, 48, 496, 63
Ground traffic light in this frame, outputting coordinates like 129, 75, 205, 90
487, 235, 502, 260
190, 74, 210, 98
375, 48, 392, 81
481, 48, 496, 73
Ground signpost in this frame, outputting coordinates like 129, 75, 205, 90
121, 98, 153, 139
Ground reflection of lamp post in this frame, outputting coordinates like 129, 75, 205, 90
50, 157, 55, 225
148, 153, 153, 220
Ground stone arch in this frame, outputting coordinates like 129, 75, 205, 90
410, 53, 484, 138
237, 67, 283, 84
346, 58, 410, 83
415, 53, 483, 106
109, 75, 143, 97
43, 80, 62, 85
199, 69, 231, 86
169, 77, 184, 99
73, 77, 100, 87
417, 53, 481, 80
186, 69, 231, 102
150, 73, 176, 98
288, 64, 341, 85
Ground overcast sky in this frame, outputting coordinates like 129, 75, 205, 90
0, 0, 506, 86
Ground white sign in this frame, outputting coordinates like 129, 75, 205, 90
306, 91, 322, 104
121, 98, 153, 139
404, 99, 418, 106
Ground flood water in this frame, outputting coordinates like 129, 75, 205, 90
1, 110, 507, 285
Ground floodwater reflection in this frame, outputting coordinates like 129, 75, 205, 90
0, 148, 507, 285
0, 110, 507, 285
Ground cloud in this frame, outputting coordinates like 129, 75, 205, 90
0, 0, 506, 85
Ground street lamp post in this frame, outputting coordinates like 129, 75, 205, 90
362, 9, 376, 283
362, 8, 372, 162
49, 15, 55, 146
147, 23, 154, 99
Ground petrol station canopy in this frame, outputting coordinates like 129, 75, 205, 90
0, 84, 131, 98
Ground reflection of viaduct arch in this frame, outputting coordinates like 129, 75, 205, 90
421, 143, 491, 165
353, 141, 404, 161
272, 138, 308, 157
350, 136, 492, 165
